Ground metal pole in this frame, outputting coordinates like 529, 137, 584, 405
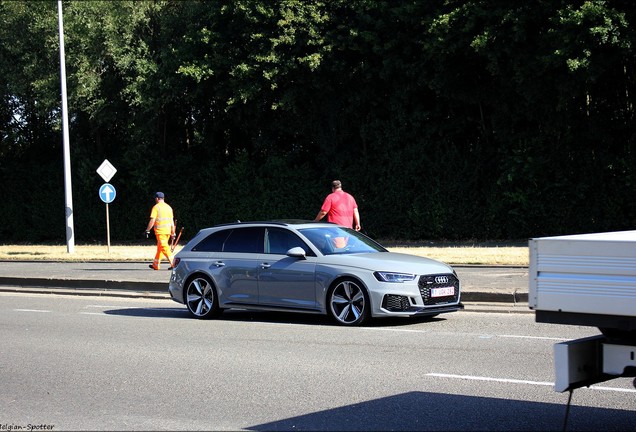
58, 0, 75, 253
106, 203, 111, 253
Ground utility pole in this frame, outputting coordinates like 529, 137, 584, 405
58, 0, 75, 253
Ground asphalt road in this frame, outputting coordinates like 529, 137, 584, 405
2, 292, 635, 431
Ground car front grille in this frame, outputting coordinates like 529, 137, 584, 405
382, 294, 411, 312
418, 274, 460, 306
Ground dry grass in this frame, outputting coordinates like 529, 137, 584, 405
388, 246, 528, 266
0, 243, 529, 266
0, 244, 178, 262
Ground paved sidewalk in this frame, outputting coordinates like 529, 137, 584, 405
0, 261, 530, 310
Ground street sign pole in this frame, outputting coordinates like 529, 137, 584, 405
97, 161, 117, 253
106, 203, 111, 253
98, 182, 116, 253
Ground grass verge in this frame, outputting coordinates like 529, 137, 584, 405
0, 242, 529, 266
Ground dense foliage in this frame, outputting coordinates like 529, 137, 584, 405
1, 0, 635, 243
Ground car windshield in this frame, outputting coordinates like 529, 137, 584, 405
298, 226, 388, 256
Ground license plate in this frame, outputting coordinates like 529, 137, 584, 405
431, 286, 454, 298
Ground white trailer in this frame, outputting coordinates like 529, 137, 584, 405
529, 230, 636, 392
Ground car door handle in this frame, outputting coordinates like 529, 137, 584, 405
260, 263, 271, 269
213, 261, 225, 267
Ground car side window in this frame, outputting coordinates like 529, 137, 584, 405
223, 227, 264, 253
266, 228, 314, 256
192, 229, 231, 252
300, 230, 331, 255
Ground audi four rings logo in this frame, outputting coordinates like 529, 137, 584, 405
435, 276, 449, 284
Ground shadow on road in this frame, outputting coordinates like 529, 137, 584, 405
248, 390, 635, 431
102, 307, 449, 327
103, 307, 189, 319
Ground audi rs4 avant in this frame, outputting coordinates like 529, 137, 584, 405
168, 220, 463, 326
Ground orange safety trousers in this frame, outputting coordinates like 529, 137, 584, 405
152, 233, 174, 270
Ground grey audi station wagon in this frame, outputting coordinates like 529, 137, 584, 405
168, 220, 463, 326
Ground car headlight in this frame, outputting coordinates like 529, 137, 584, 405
374, 271, 416, 283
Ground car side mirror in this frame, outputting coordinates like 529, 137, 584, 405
287, 247, 306, 259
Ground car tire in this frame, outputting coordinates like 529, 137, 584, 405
328, 278, 370, 326
185, 274, 220, 319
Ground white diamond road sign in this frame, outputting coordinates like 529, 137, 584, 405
99, 183, 116, 204
96, 159, 117, 182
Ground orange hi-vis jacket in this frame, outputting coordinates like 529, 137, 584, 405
150, 201, 174, 235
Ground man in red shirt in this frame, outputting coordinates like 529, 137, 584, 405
314, 180, 361, 231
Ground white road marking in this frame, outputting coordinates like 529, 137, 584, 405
428, 373, 553, 386
364, 327, 567, 341
427, 373, 636, 393
14, 309, 50, 313
363, 327, 431, 334
499, 334, 567, 341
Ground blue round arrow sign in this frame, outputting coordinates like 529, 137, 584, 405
99, 183, 116, 203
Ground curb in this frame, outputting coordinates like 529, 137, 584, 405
0, 276, 528, 306
460, 291, 528, 304
460, 302, 532, 314
0, 276, 169, 300
0, 276, 165, 292
0, 286, 170, 300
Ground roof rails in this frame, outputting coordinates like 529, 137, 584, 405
211, 219, 316, 228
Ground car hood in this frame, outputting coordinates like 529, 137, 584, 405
319, 251, 454, 274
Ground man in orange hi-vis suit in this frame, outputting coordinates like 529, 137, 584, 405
144, 191, 176, 270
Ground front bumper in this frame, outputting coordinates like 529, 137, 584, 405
372, 273, 462, 317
